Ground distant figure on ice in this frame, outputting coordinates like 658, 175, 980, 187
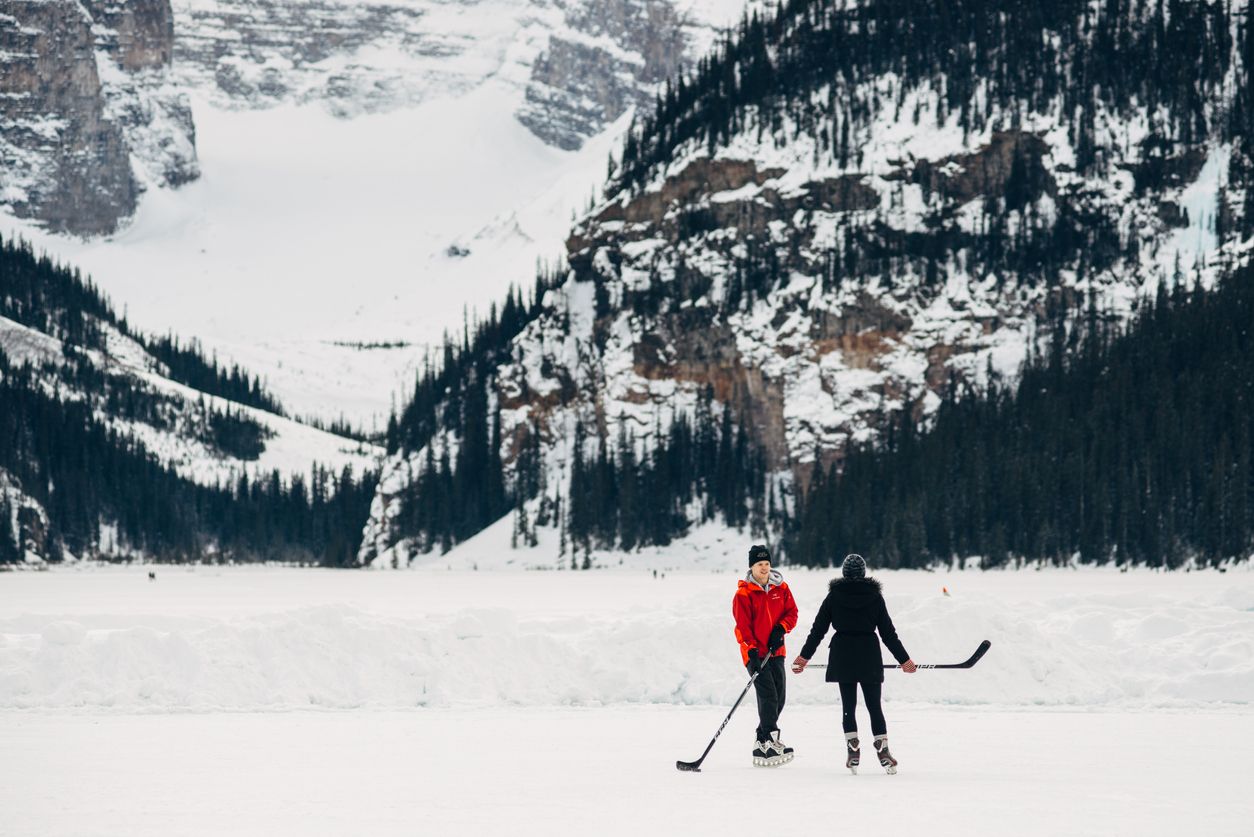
733, 544, 798, 767
147, 571, 156, 582
792, 553, 917, 774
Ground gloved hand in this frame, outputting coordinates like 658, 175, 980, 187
746, 648, 762, 674
768, 624, 786, 653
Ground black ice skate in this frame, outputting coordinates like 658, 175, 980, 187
845, 734, 860, 774
752, 739, 772, 767
873, 735, 898, 774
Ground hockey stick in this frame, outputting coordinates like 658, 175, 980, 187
805, 639, 991, 670
676, 655, 775, 772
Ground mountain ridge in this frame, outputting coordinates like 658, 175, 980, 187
360, 0, 1252, 568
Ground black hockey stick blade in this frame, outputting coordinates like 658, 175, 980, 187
947, 638, 992, 668
893, 638, 991, 669
675, 759, 703, 772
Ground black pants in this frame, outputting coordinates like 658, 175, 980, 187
838, 680, 886, 737
749, 656, 786, 740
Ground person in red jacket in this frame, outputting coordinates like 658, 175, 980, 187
733, 544, 799, 766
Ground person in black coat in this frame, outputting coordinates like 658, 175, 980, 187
791, 553, 917, 774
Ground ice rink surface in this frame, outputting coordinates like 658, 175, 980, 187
3, 565, 1252, 835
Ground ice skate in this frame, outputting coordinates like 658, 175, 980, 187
845, 734, 860, 774
874, 735, 897, 774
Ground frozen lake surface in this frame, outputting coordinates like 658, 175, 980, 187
2, 706, 1251, 836
2, 565, 1252, 834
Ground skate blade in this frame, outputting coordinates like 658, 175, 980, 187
883, 765, 897, 775
849, 766, 858, 775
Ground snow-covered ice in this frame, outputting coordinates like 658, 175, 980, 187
1, 564, 1251, 835
3, 706, 1250, 837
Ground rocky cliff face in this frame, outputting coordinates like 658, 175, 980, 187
0, 0, 197, 235
168, 0, 740, 134
171, 0, 432, 114
0, 468, 53, 565
85, 0, 173, 70
518, 0, 689, 150
0, 0, 136, 235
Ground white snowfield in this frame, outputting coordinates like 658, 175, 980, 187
2, 565, 1252, 836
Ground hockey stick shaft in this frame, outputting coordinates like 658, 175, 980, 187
805, 639, 991, 670
676, 658, 772, 771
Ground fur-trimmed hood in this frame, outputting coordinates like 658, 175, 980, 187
829, 576, 881, 592
828, 576, 882, 608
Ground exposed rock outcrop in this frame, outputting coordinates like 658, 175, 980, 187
0, 0, 196, 234
518, 0, 689, 150
85, 0, 173, 71
0, 0, 136, 235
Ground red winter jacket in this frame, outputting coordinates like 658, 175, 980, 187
733, 571, 799, 665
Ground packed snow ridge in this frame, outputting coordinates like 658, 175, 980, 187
2, 566, 1250, 712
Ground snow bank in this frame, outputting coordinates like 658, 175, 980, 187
1, 567, 1250, 712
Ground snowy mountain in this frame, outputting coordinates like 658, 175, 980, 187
0, 0, 753, 429
0, 0, 748, 235
361, 0, 1254, 568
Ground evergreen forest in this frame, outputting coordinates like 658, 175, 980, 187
0, 236, 376, 565
789, 264, 1254, 569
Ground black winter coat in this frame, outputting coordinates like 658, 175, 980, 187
798, 578, 910, 683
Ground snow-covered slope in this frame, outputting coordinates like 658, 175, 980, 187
0, 312, 378, 488
2, 91, 627, 427
1, 0, 753, 428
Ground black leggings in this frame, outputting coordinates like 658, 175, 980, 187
838, 681, 886, 737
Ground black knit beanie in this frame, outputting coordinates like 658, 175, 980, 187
748, 544, 771, 568
842, 553, 867, 579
